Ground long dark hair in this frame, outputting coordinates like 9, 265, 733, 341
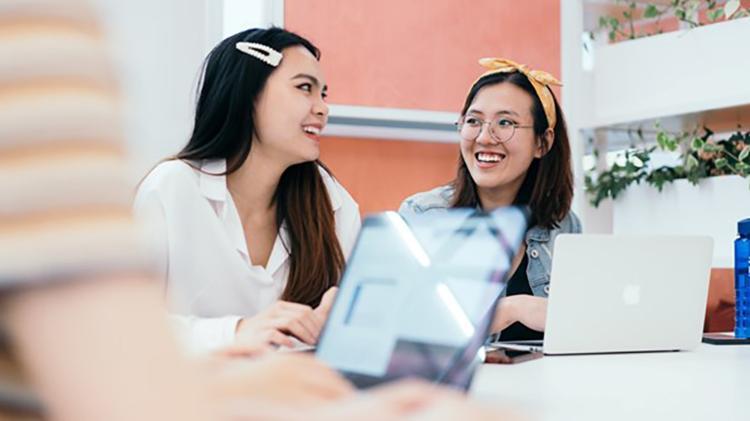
451, 71, 573, 229
175, 27, 343, 307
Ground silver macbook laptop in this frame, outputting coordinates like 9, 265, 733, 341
491, 234, 713, 355
315, 208, 527, 389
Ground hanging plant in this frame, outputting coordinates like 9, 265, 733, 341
584, 126, 750, 207
593, 0, 749, 42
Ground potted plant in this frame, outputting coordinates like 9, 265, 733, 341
585, 127, 750, 267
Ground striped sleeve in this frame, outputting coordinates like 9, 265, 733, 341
0, 0, 148, 288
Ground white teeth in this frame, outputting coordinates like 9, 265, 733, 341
303, 126, 321, 135
476, 152, 503, 163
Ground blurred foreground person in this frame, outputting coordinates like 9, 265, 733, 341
0, 1, 513, 420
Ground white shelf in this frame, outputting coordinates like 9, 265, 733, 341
563, 1, 750, 240
612, 175, 750, 267
324, 104, 460, 143
584, 16, 750, 130
583, 103, 750, 153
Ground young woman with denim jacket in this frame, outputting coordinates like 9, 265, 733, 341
400, 58, 580, 341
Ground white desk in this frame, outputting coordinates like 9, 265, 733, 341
471, 344, 750, 421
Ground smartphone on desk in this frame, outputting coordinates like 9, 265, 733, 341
483, 346, 543, 364
487, 339, 544, 353
702, 332, 750, 345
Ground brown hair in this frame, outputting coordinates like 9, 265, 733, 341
274, 162, 344, 306
173, 27, 343, 307
451, 71, 573, 229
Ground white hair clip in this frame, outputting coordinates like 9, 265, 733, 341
235, 42, 282, 67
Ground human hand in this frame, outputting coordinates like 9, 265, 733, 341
492, 295, 548, 333
221, 379, 512, 420
235, 300, 323, 347
226, 287, 339, 356
204, 352, 354, 414
308, 380, 514, 421
314, 286, 338, 321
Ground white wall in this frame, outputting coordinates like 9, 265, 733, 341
95, 0, 219, 181
223, 0, 283, 36
94, 0, 286, 183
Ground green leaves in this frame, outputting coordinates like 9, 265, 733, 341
643, 4, 660, 18
690, 137, 705, 152
701, 142, 723, 153
646, 166, 682, 192
686, 154, 700, 170
584, 147, 653, 207
656, 130, 679, 151
725, 0, 741, 19
586, 127, 750, 208
739, 146, 750, 162
737, 162, 750, 177
708, 8, 724, 21
594, 0, 749, 43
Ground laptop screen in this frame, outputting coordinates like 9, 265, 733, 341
315, 207, 527, 389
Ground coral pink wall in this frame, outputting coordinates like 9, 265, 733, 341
285, 0, 561, 213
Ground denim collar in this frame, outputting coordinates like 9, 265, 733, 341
526, 224, 551, 242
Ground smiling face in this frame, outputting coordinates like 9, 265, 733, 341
459, 81, 547, 206
252, 45, 329, 167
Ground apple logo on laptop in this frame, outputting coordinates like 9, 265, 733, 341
622, 284, 641, 306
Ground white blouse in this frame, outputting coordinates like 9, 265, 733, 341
134, 159, 361, 353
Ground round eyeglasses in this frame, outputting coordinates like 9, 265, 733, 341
455, 116, 534, 143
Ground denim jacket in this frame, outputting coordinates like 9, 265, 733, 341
398, 185, 582, 298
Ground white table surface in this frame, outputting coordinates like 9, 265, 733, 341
471, 344, 750, 421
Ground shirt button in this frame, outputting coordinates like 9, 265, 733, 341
530, 249, 540, 259
544, 285, 550, 295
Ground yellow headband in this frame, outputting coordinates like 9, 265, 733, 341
471, 58, 562, 131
